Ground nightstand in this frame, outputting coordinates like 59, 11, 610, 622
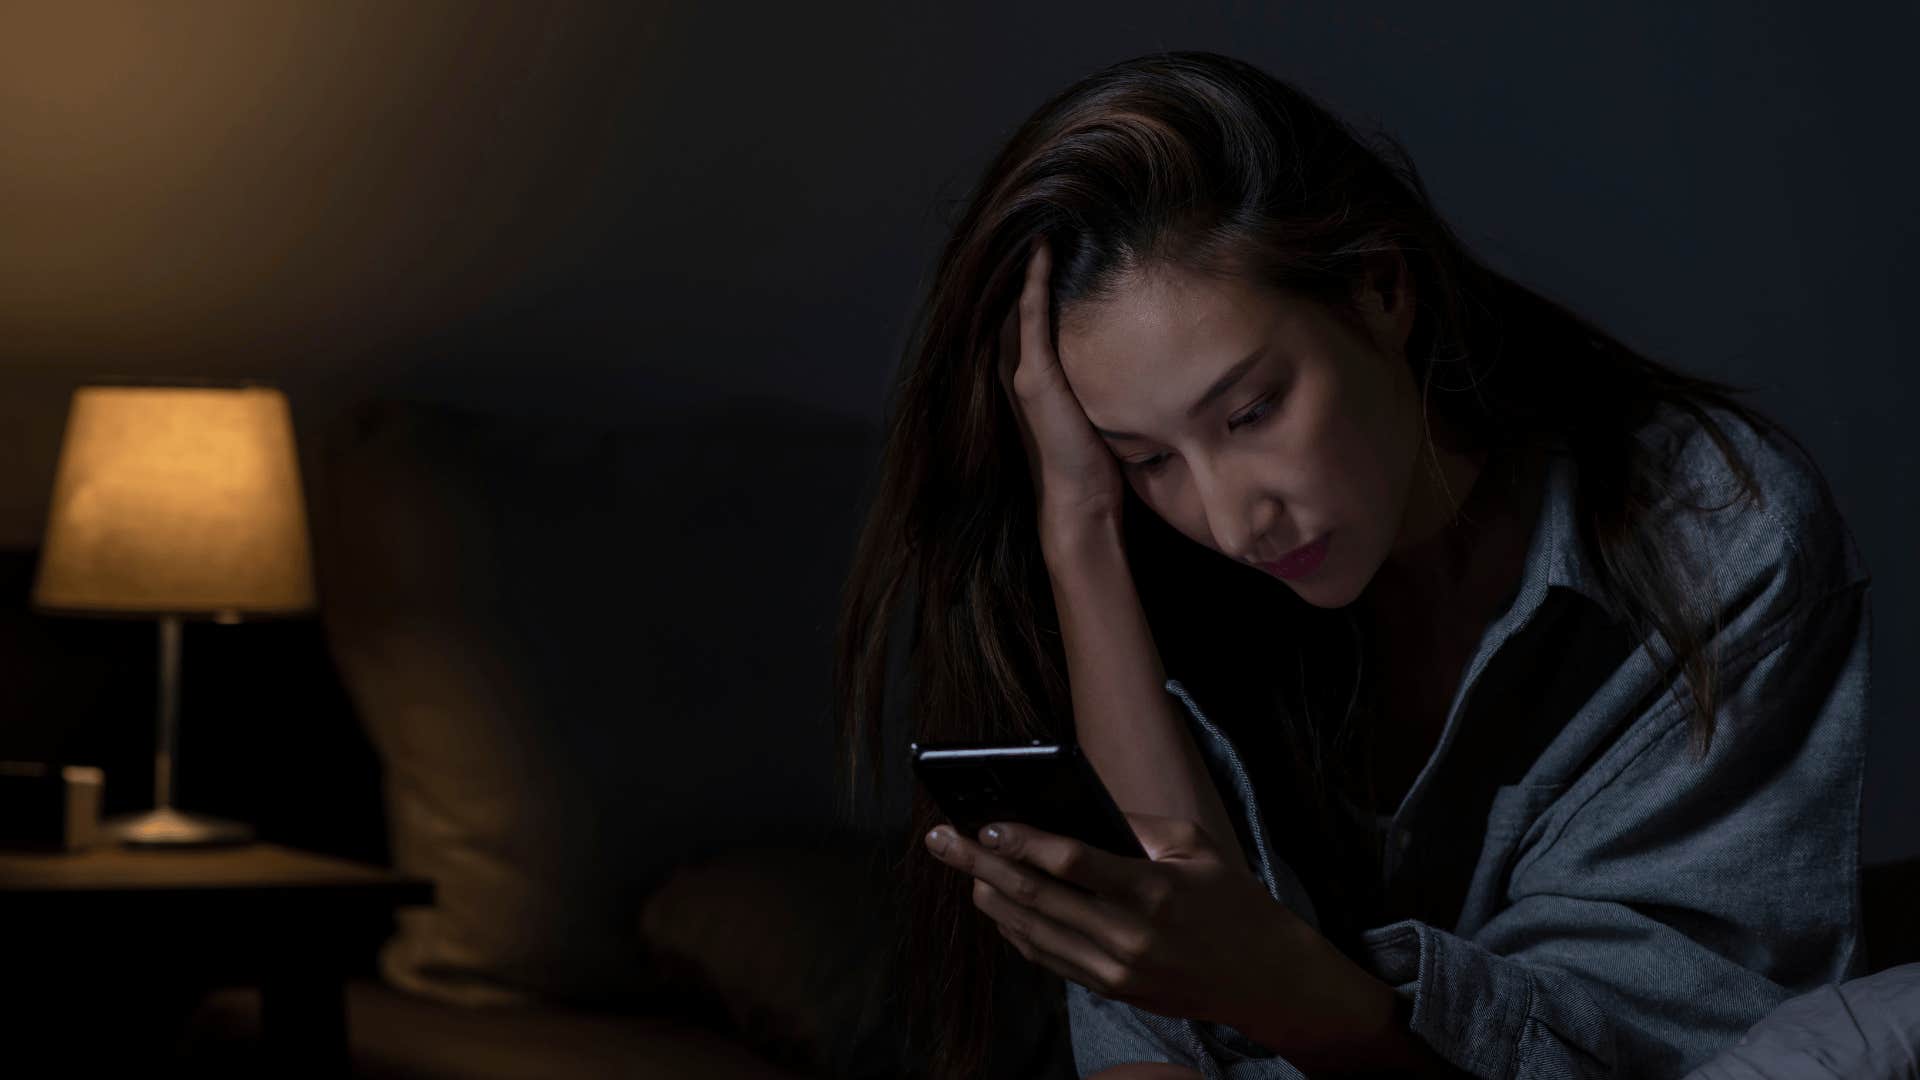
0, 841, 432, 1071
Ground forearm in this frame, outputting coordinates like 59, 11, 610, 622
1043, 520, 1251, 879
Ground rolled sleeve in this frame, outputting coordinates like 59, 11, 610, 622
1065, 978, 1202, 1076
1357, 580, 1872, 1078
1067, 978, 1314, 1079
1164, 678, 1323, 932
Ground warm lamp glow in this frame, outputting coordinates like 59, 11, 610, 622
32, 384, 315, 619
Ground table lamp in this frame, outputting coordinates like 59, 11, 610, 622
31, 382, 317, 847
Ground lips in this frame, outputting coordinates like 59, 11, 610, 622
1256, 534, 1330, 580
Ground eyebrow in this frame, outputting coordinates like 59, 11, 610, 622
1090, 344, 1270, 442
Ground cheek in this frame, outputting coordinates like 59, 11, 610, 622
1136, 491, 1207, 552
1292, 387, 1408, 573
1130, 485, 1220, 556
1286, 383, 1379, 514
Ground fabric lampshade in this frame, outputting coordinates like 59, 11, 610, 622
31, 383, 316, 620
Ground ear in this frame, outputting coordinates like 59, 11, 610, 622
1354, 250, 1411, 313
1353, 250, 1416, 357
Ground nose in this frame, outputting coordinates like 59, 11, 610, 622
1191, 454, 1281, 565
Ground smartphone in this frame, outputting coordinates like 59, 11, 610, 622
910, 739, 1149, 859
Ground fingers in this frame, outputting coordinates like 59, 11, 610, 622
999, 292, 1022, 395
924, 825, 1155, 963
982, 820, 1159, 904
993, 236, 1122, 525
980, 879, 1126, 992
928, 826, 1121, 923
998, 241, 1049, 490
1012, 238, 1059, 397
1001, 238, 1105, 491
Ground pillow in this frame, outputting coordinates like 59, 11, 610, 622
1680, 961, 1920, 1079
314, 396, 888, 1008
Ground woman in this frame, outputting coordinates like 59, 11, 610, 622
832, 51, 1871, 1079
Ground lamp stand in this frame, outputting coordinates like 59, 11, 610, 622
106, 616, 253, 847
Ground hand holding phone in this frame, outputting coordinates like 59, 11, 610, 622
910, 739, 1148, 859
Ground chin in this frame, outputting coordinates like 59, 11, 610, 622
1288, 544, 1376, 610
1290, 576, 1362, 610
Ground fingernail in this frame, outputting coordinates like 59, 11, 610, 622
981, 825, 1003, 848
926, 827, 948, 854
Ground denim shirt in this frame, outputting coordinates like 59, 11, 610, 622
1066, 403, 1874, 1079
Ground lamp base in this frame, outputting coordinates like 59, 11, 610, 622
106, 807, 254, 848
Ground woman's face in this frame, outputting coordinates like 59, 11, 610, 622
1054, 259, 1435, 610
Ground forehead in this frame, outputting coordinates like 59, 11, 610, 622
1056, 266, 1277, 397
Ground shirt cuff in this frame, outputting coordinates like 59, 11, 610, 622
1360, 919, 1614, 1078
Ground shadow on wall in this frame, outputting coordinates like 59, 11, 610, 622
0, 2, 678, 366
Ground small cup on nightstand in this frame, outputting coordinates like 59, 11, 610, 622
0, 761, 105, 852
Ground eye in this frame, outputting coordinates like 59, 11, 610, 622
1122, 394, 1276, 474
1227, 395, 1275, 431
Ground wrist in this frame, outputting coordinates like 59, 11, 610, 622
1040, 511, 1125, 567
1235, 918, 1442, 1076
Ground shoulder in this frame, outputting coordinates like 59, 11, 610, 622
1626, 397, 1868, 642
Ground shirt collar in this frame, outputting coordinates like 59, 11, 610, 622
1503, 446, 1608, 620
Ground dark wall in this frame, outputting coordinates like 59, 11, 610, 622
1, 2, 1913, 859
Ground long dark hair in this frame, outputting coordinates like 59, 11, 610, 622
833, 50, 1788, 1078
